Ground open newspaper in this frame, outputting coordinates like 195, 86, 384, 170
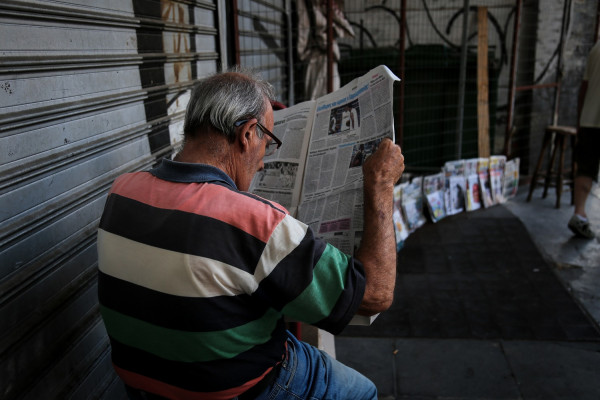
250, 65, 400, 255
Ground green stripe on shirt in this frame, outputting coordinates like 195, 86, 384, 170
281, 243, 350, 323
100, 305, 281, 362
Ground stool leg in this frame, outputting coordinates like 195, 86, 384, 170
542, 134, 559, 199
555, 135, 567, 208
527, 131, 552, 202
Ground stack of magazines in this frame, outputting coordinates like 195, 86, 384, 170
393, 156, 520, 250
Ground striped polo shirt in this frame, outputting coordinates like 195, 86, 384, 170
97, 159, 366, 400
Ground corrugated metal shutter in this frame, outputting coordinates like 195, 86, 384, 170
235, 0, 294, 105
0, 1, 223, 398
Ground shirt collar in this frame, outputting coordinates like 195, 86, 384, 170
149, 158, 237, 189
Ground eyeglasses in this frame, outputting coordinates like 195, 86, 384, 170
234, 119, 282, 156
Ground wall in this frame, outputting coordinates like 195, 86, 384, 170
0, 1, 223, 398
525, 0, 597, 174
1, 0, 295, 397
534, 0, 597, 127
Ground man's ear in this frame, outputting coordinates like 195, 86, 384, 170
235, 119, 256, 153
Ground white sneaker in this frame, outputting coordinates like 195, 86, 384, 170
568, 215, 595, 239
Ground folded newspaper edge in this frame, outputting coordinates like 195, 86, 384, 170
349, 313, 379, 326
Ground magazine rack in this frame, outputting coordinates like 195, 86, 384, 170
526, 125, 576, 208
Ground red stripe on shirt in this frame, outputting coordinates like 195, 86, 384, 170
114, 363, 274, 400
109, 172, 287, 243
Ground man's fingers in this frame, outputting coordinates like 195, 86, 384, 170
363, 139, 405, 185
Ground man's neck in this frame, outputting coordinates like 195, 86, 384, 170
174, 133, 236, 177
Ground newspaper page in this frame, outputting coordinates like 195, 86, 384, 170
296, 65, 400, 254
249, 101, 316, 215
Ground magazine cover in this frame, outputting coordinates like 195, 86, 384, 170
393, 184, 410, 251
464, 158, 482, 211
502, 157, 520, 200
489, 155, 507, 204
477, 158, 494, 208
400, 177, 427, 232
423, 172, 446, 222
444, 160, 466, 215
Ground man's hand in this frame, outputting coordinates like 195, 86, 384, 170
356, 138, 404, 316
363, 138, 404, 189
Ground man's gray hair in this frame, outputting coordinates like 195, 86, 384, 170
183, 67, 275, 140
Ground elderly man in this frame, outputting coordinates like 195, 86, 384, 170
97, 69, 404, 400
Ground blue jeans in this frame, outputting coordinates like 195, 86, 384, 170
251, 331, 377, 400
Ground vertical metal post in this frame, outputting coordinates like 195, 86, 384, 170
327, 0, 334, 93
398, 0, 407, 147
217, 0, 229, 69
360, 19, 364, 50
504, 0, 522, 157
285, 0, 295, 105
596, 0, 600, 42
455, 0, 470, 160
232, 0, 241, 66
552, 0, 571, 125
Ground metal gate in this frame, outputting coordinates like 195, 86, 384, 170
0, 0, 224, 398
234, 0, 295, 105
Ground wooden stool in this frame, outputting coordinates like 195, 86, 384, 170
526, 125, 576, 208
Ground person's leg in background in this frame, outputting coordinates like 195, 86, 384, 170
568, 127, 598, 239
573, 175, 593, 219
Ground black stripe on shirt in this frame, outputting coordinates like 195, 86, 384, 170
252, 229, 327, 311
98, 271, 271, 332
99, 194, 265, 274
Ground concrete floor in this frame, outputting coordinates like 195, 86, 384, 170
506, 181, 600, 327
336, 180, 600, 400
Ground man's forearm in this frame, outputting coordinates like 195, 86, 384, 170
355, 182, 397, 315
353, 138, 404, 316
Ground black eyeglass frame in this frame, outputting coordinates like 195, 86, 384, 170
234, 119, 282, 155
